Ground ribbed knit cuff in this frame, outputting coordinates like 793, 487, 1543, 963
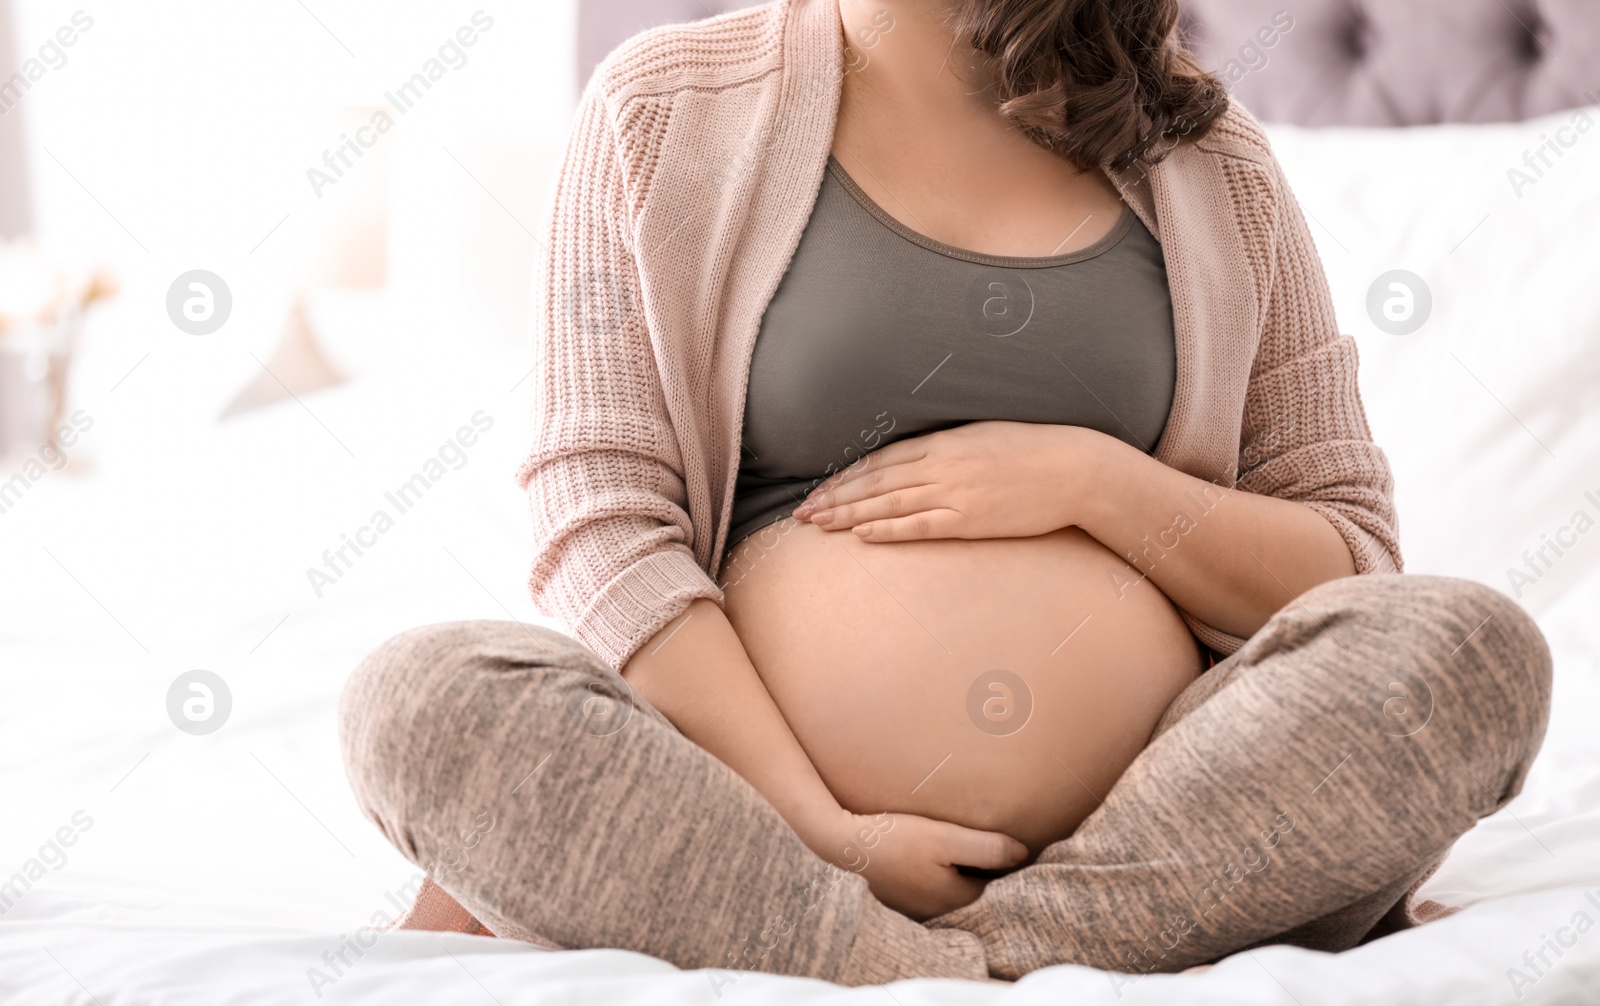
836, 890, 990, 986
574, 547, 723, 671
1396, 853, 1459, 927
1179, 609, 1250, 659
1302, 501, 1402, 575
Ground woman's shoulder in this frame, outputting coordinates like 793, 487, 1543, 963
586, 1, 789, 109
1187, 99, 1278, 171
1165, 98, 1298, 223
1113, 98, 1287, 206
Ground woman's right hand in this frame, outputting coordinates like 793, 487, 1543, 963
827, 810, 1030, 921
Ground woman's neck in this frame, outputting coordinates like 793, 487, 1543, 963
835, 0, 997, 117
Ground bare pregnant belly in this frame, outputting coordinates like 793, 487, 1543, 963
719, 520, 1206, 854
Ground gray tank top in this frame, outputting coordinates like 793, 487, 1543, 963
728, 155, 1175, 547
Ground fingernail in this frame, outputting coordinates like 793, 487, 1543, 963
811, 510, 834, 527
1012, 842, 1030, 863
792, 501, 815, 519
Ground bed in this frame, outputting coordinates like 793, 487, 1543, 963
4, 1, 1600, 1002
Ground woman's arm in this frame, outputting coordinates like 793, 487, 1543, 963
621, 598, 846, 852
623, 597, 1029, 920
1066, 427, 1356, 638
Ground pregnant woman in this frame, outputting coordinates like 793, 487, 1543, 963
339, 0, 1553, 985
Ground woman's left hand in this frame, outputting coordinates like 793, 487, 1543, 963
790, 420, 1105, 542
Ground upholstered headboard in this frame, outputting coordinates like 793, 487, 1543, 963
577, 0, 1600, 126
1180, 0, 1598, 125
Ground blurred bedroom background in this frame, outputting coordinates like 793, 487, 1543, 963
0, 0, 585, 945
0, 1, 575, 446
3, 2, 1599, 1003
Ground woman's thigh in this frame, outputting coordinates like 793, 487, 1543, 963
336, 619, 976, 984
928, 573, 1553, 981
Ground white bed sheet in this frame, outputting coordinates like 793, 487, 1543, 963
5, 109, 1600, 1004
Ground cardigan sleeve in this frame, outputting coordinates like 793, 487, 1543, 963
1184, 149, 1404, 659
515, 85, 723, 672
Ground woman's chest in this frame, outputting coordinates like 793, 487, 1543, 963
739, 165, 1177, 481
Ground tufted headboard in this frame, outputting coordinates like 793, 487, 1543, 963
577, 0, 1600, 126
1180, 0, 1599, 125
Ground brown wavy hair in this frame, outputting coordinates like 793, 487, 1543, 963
948, 0, 1228, 172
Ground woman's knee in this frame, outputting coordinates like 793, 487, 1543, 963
341, 623, 483, 782
340, 623, 487, 844
1305, 573, 1550, 688
1403, 575, 1551, 773
1293, 573, 1553, 767
338, 620, 614, 850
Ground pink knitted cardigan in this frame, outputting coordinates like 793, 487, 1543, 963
515, 0, 1402, 672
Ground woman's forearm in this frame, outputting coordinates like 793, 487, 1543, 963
621, 597, 850, 857
1067, 428, 1358, 639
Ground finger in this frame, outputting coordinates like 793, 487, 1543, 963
851, 510, 966, 542
936, 824, 1030, 870
811, 486, 946, 531
805, 439, 929, 501
800, 460, 928, 514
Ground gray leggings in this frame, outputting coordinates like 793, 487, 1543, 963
338, 573, 1551, 984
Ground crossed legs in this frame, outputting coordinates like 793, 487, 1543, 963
338, 573, 1552, 984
